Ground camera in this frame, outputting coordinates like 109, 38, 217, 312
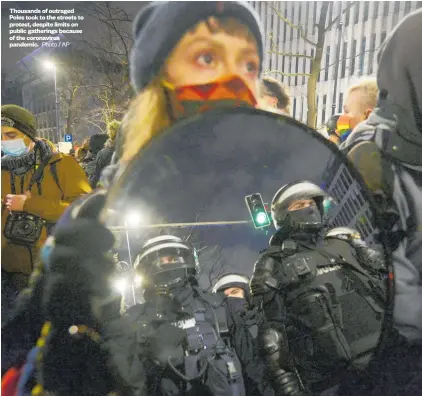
4, 212, 46, 246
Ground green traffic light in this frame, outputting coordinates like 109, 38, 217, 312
255, 211, 269, 225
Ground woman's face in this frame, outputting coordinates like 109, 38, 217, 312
164, 18, 260, 97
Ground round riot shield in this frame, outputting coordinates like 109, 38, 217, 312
102, 108, 392, 388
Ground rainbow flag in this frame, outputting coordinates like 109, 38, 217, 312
336, 114, 353, 142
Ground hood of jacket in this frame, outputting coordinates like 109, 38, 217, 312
376, 9, 422, 148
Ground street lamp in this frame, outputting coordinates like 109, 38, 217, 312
43, 61, 61, 143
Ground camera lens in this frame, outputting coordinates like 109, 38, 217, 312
17, 221, 34, 236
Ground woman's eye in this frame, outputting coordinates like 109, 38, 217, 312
245, 60, 258, 74
196, 52, 215, 66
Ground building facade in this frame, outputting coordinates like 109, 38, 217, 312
250, 1, 421, 129
322, 152, 376, 245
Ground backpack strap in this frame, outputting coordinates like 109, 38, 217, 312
49, 161, 64, 200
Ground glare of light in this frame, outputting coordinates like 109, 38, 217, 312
112, 278, 128, 295
125, 211, 142, 228
43, 60, 56, 70
256, 212, 268, 225
134, 275, 143, 287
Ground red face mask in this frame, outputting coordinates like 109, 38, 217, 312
163, 75, 258, 121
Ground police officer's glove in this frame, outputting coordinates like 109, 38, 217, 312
143, 322, 186, 367
250, 254, 279, 307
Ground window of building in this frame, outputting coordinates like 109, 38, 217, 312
394, 2, 400, 13
295, 57, 299, 85
373, 1, 379, 17
354, 2, 360, 24
341, 41, 348, 78
324, 45, 330, 81
368, 33, 376, 74
404, 2, 411, 14
283, 8, 287, 43
322, 94, 327, 124
313, 3, 317, 34
328, 2, 333, 24
383, 1, 389, 17
281, 56, 285, 83
350, 39, 357, 75
302, 53, 306, 85
380, 31, 387, 45
363, 2, 369, 21
359, 37, 366, 74
300, 97, 304, 120
310, 49, 314, 74
293, 98, 297, 118
338, 92, 344, 113
345, 1, 350, 26
298, 3, 302, 25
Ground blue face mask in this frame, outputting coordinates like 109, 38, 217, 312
1, 139, 30, 157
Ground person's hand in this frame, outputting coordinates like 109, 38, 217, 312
5, 191, 31, 212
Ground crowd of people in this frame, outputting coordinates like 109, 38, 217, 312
1, 2, 421, 396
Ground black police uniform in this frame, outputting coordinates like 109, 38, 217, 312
250, 181, 386, 396
213, 273, 271, 396
116, 235, 248, 396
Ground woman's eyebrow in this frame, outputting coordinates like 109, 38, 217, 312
184, 36, 224, 51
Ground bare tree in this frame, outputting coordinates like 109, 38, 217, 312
76, 2, 134, 126
266, 1, 356, 128
205, 246, 226, 291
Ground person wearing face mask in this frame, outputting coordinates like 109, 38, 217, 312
249, 181, 386, 396
1, 2, 267, 394
1, 105, 91, 293
213, 274, 276, 396
119, 235, 252, 396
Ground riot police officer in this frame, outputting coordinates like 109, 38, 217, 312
250, 181, 386, 396
213, 273, 275, 396
125, 235, 249, 396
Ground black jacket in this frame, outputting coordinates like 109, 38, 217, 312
91, 143, 115, 188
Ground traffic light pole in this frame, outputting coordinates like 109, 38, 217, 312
109, 220, 251, 231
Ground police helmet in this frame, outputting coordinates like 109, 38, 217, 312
326, 114, 341, 134
134, 235, 199, 287
325, 227, 362, 242
213, 273, 251, 303
271, 180, 329, 232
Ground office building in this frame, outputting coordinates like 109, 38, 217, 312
250, 1, 421, 129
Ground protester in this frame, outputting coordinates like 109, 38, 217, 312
2, 3, 266, 394
339, 79, 378, 148
260, 76, 291, 115
91, 120, 121, 188
1, 105, 92, 293
83, 133, 108, 187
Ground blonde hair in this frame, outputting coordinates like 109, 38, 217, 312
347, 79, 379, 110
107, 119, 121, 141
121, 17, 258, 164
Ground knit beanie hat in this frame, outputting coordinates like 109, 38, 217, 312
130, 1, 264, 93
1, 105, 37, 140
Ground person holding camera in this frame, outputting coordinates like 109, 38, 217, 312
1, 105, 91, 294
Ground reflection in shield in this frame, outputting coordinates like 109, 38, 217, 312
102, 108, 391, 384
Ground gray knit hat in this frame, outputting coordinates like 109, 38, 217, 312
130, 1, 264, 93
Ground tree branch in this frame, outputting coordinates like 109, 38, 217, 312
268, 50, 314, 59
268, 2, 317, 47
319, 46, 380, 72
325, 1, 357, 32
